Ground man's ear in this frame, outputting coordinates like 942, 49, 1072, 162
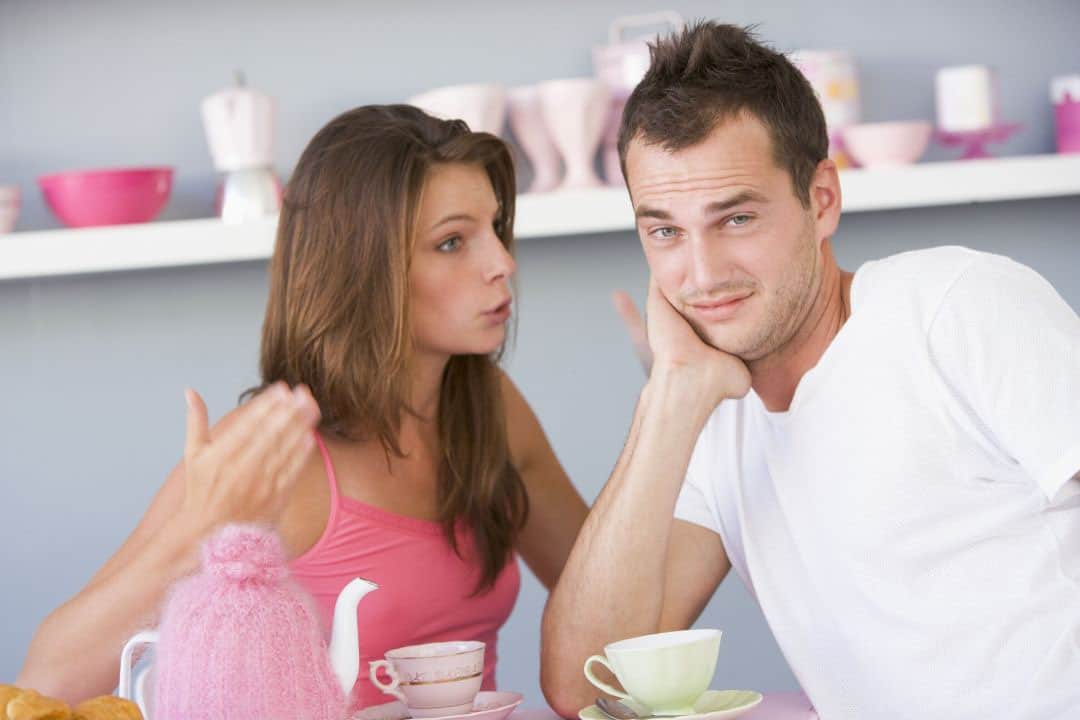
810, 158, 842, 245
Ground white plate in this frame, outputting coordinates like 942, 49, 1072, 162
354, 691, 525, 720
579, 691, 763, 720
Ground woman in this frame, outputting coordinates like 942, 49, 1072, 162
17, 105, 588, 710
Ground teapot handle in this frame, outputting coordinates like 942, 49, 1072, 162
369, 660, 407, 704
118, 630, 159, 711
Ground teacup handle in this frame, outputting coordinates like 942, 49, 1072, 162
583, 655, 631, 701
369, 659, 407, 703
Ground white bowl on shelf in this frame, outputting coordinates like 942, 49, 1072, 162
841, 121, 932, 167
408, 83, 507, 136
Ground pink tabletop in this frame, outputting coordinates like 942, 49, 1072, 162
513, 692, 817, 720
740, 692, 817, 720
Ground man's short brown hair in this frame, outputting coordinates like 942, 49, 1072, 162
618, 22, 828, 207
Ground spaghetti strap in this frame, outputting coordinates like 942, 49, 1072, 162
313, 433, 341, 507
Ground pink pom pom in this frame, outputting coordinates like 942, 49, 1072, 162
201, 524, 288, 583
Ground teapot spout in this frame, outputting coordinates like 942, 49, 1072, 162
328, 577, 379, 697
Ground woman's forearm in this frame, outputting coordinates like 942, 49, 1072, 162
16, 520, 201, 704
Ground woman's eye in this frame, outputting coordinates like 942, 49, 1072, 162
437, 236, 462, 252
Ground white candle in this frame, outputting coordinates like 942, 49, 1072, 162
935, 65, 997, 132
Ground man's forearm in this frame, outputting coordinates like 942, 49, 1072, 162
541, 371, 717, 716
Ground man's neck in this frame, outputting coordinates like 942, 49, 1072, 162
749, 253, 853, 413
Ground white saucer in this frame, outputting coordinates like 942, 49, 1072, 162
354, 691, 525, 720
579, 691, 763, 720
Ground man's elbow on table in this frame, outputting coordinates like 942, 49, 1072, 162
541, 665, 590, 720
540, 620, 593, 718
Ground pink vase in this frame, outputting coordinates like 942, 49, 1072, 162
1053, 75, 1080, 154
592, 12, 685, 187
599, 93, 629, 186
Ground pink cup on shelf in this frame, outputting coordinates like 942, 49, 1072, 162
538, 78, 611, 190
1052, 75, 1080, 154
0, 185, 20, 234
508, 85, 562, 194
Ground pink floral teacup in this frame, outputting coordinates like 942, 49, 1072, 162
370, 641, 485, 718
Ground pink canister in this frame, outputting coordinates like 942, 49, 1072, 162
1052, 75, 1080, 154
592, 12, 685, 185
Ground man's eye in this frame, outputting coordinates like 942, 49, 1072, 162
437, 236, 462, 252
651, 227, 678, 240
729, 214, 753, 227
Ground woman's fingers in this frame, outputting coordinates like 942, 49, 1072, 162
182, 382, 321, 526
238, 385, 320, 490
270, 387, 322, 494
612, 289, 653, 374
207, 382, 290, 465
183, 389, 211, 465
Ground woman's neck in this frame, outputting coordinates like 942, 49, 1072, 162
409, 350, 450, 421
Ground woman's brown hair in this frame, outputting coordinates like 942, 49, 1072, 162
248, 104, 527, 592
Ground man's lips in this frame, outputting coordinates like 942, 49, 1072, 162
689, 291, 753, 310
687, 291, 753, 319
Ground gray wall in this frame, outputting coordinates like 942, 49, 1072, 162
2, 0, 1078, 705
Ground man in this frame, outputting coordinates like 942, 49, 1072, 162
541, 22, 1080, 720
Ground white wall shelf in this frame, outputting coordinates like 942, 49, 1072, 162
2, 153, 1078, 281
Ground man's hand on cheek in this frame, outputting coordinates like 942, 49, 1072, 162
645, 277, 753, 405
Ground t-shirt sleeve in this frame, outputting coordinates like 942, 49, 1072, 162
927, 255, 1080, 503
673, 419, 723, 533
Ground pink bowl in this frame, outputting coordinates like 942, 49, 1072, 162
38, 167, 173, 228
841, 122, 932, 167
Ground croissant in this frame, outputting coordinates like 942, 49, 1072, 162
72, 696, 142, 720
5, 690, 71, 720
0, 687, 24, 717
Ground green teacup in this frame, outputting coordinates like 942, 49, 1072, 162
583, 629, 722, 716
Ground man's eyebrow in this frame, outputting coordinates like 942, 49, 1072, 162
705, 190, 768, 214
635, 205, 672, 221
635, 190, 768, 222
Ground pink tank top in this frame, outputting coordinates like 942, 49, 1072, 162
289, 435, 521, 711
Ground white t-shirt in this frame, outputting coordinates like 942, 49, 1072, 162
675, 246, 1080, 720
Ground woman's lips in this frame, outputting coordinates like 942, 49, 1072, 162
482, 299, 512, 322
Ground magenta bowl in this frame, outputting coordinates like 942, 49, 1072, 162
38, 167, 173, 228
